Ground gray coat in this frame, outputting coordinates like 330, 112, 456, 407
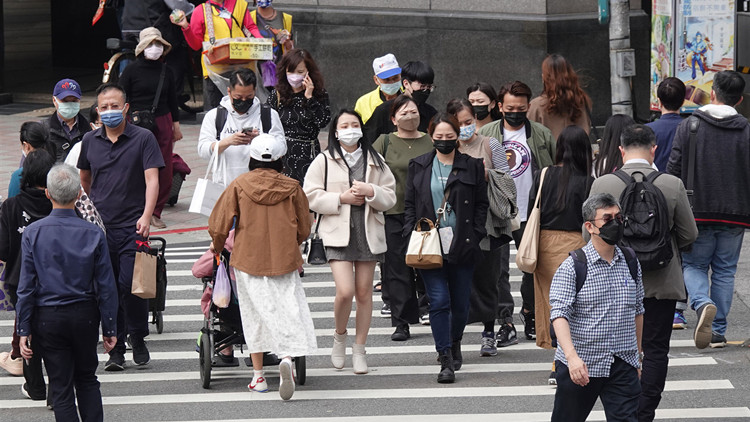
588, 161, 698, 300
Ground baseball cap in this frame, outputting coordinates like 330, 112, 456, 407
249, 134, 287, 162
372, 54, 401, 79
53, 79, 82, 100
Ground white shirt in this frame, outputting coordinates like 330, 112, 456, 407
343, 146, 363, 168
503, 125, 533, 222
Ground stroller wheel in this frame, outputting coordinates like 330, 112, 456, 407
155, 311, 164, 334
295, 356, 307, 386
199, 331, 212, 389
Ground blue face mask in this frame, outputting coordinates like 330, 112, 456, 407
100, 109, 125, 128
257, 0, 272, 7
56, 100, 80, 120
380, 81, 401, 96
458, 123, 476, 141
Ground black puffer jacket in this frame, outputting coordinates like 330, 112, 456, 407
0, 187, 52, 286
404, 151, 489, 264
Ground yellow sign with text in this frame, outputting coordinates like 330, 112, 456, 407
229, 39, 274, 61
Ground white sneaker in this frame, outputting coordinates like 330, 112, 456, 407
0, 352, 23, 376
278, 359, 295, 400
248, 376, 268, 393
420, 313, 430, 325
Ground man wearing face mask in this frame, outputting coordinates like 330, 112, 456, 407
477, 81, 556, 344
354, 54, 403, 124
363, 61, 438, 143
78, 83, 165, 372
42, 79, 92, 162
587, 124, 697, 421
198, 68, 285, 185
550, 193, 644, 422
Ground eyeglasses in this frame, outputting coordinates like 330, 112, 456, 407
411, 83, 435, 92
589, 214, 625, 225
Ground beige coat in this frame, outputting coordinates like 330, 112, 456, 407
303, 150, 397, 255
588, 161, 698, 300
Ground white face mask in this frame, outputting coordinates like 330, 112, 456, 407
337, 128, 362, 146
144, 44, 164, 60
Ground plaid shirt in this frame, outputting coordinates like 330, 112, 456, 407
550, 241, 645, 377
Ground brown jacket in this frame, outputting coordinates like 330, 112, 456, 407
209, 168, 311, 277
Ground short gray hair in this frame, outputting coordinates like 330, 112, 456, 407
47, 164, 81, 205
582, 193, 620, 221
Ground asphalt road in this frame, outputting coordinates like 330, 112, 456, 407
0, 240, 749, 421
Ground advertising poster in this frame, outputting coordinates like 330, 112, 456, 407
676, 0, 735, 112
651, 0, 675, 110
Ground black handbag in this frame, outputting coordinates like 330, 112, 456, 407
131, 63, 166, 133
307, 158, 328, 265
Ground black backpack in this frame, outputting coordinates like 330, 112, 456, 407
550, 246, 639, 347
613, 169, 673, 271
214, 103, 273, 140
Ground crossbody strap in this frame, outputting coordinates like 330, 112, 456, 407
151, 63, 167, 114
686, 116, 700, 207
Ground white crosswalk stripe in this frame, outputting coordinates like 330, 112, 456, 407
1, 242, 747, 420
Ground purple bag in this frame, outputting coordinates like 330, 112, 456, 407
261, 60, 277, 88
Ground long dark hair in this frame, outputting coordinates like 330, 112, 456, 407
554, 125, 592, 211
541, 54, 592, 122
275, 48, 326, 106
595, 114, 634, 177
20, 121, 56, 158
21, 149, 56, 189
327, 109, 386, 171
466, 82, 502, 120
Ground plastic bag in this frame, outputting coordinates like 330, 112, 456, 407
212, 258, 231, 308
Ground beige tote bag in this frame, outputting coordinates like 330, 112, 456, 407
516, 167, 548, 273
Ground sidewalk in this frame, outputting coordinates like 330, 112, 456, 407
0, 102, 210, 246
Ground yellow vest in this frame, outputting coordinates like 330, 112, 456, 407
354, 87, 385, 124
200, 0, 251, 76
249, 9, 293, 55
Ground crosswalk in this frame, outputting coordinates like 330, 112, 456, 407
0, 241, 748, 421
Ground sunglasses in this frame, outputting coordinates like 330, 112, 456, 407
589, 213, 625, 225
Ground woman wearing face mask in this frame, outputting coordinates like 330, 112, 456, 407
466, 82, 502, 130
7, 122, 57, 199
120, 27, 182, 229
404, 113, 489, 383
528, 54, 592, 140
372, 95, 435, 340
303, 110, 397, 374
267, 49, 331, 185
527, 125, 593, 384
447, 98, 509, 176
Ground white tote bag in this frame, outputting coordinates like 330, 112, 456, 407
189, 147, 227, 217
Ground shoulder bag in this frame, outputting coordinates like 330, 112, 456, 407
131, 63, 166, 133
406, 189, 450, 270
307, 158, 329, 265
515, 166, 548, 273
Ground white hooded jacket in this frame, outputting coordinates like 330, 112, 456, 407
198, 96, 285, 185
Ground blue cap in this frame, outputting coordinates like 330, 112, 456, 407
53, 79, 82, 100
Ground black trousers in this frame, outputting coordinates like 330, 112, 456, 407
495, 244, 516, 321
498, 222, 534, 318
638, 298, 676, 422
7, 284, 46, 400
553, 357, 641, 422
383, 214, 428, 326
34, 301, 104, 422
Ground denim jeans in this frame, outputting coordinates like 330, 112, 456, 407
419, 263, 475, 353
681, 226, 745, 336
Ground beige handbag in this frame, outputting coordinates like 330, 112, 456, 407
406, 218, 444, 269
516, 167, 548, 273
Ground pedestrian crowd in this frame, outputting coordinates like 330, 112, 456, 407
1, 1, 749, 420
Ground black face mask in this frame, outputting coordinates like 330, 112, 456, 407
434, 140, 457, 155
596, 219, 624, 245
504, 111, 527, 128
232, 98, 253, 114
473, 105, 490, 121
411, 89, 431, 105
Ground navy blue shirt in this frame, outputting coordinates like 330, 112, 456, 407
646, 113, 683, 172
77, 123, 164, 228
16, 209, 118, 337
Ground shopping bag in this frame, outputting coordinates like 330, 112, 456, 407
516, 167, 548, 273
212, 257, 231, 308
405, 218, 443, 270
132, 241, 157, 299
189, 146, 227, 216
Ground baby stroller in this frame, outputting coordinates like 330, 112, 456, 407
197, 249, 307, 389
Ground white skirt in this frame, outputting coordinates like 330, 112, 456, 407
234, 269, 317, 357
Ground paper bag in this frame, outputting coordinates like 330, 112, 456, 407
132, 249, 157, 299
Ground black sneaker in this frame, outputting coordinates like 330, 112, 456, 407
20, 383, 46, 401
694, 303, 717, 349
548, 371, 557, 386
480, 331, 498, 357
130, 336, 150, 365
105, 351, 125, 371
380, 303, 391, 317
391, 324, 410, 341
709, 332, 727, 348
496, 323, 519, 348
520, 310, 536, 340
